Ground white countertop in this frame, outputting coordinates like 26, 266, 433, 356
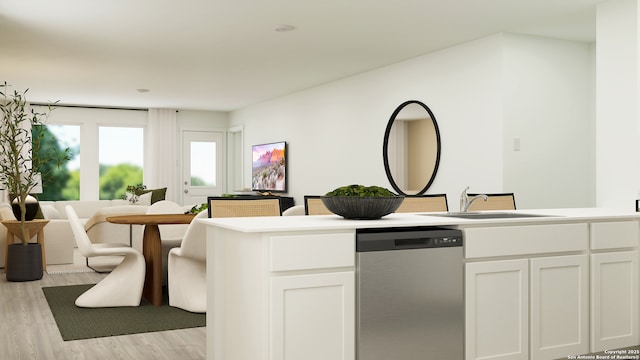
199, 208, 640, 233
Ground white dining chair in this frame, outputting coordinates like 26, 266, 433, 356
167, 210, 208, 313
282, 205, 305, 216
66, 205, 145, 307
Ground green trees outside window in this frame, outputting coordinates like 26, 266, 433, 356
37, 125, 144, 201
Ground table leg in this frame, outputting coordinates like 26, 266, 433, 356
142, 225, 163, 306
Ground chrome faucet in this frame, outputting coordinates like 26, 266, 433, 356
459, 186, 488, 212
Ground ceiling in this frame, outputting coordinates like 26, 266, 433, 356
0, 0, 603, 111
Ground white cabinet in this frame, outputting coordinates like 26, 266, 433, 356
208, 228, 356, 360
589, 221, 640, 352
465, 259, 529, 360
466, 255, 589, 360
269, 232, 355, 360
530, 255, 588, 359
591, 251, 639, 352
464, 223, 589, 360
271, 272, 355, 360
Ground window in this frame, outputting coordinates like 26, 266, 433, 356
39, 105, 148, 200
38, 124, 80, 200
99, 127, 144, 200
190, 141, 216, 186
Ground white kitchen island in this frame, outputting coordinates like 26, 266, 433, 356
201, 208, 640, 360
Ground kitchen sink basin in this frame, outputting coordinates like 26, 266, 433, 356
426, 212, 555, 219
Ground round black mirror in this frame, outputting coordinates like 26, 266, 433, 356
383, 100, 441, 196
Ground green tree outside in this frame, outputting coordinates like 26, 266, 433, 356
62, 170, 80, 200
191, 176, 207, 186
34, 125, 73, 201
99, 163, 143, 200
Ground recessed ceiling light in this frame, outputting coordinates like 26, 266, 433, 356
274, 24, 296, 32
136, 88, 150, 93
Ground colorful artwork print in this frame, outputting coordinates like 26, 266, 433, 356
251, 142, 286, 192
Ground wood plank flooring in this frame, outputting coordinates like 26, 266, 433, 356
0, 270, 205, 360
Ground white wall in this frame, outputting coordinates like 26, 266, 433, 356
231, 33, 595, 210
595, 0, 640, 210
177, 110, 229, 130
231, 35, 505, 209
502, 34, 595, 209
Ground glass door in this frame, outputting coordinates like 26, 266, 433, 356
181, 131, 224, 205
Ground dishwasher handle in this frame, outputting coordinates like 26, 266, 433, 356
395, 238, 430, 248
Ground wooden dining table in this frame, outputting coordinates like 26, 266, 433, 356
106, 213, 196, 306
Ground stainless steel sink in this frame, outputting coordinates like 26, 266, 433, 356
426, 212, 554, 219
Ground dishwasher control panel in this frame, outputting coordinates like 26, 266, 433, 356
356, 226, 463, 252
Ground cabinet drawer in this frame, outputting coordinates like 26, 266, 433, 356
270, 232, 354, 272
464, 223, 588, 259
590, 221, 639, 250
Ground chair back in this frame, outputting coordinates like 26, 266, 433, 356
395, 194, 449, 213
179, 210, 208, 261
467, 193, 516, 211
207, 197, 281, 218
304, 196, 333, 215
146, 200, 188, 240
65, 205, 96, 257
282, 205, 305, 216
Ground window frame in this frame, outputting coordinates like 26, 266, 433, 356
40, 106, 148, 200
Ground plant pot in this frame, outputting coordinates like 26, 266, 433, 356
11, 195, 39, 221
6, 243, 43, 282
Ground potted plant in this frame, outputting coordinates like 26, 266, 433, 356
321, 184, 404, 220
0, 82, 69, 281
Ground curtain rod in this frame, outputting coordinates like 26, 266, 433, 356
30, 102, 150, 112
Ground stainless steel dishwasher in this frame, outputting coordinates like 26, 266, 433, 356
356, 226, 464, 360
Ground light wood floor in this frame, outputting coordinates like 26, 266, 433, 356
0, 270, 205, 360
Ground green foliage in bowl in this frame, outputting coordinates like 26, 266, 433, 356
322, 185, 403, 219
325, 184, 397, 197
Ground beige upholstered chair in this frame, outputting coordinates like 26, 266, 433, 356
304, 196, 333, 215
167, 210, 208, 313
207, 197, 281, 218
395, 194, 449, 213
66, 206, 145, 307
467, 193, 516, 211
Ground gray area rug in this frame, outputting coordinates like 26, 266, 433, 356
42, 284, 206, 341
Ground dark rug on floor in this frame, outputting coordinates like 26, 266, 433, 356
42, 284, 206, 341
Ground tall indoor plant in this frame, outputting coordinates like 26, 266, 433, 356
0, 83, 68, 273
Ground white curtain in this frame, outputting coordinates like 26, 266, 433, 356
146, 108, 179, 202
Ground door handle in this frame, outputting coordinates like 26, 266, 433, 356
184, 189, 189, 194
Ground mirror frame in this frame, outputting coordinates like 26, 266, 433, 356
383, 100, 442, 196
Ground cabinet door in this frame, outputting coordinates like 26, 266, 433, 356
530, 255, 588, 359
465, 259, 529, 360
270, 271, 355, 360
591, 251, 639, 352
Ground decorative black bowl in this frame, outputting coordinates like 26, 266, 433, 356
320, 196, 405, 220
